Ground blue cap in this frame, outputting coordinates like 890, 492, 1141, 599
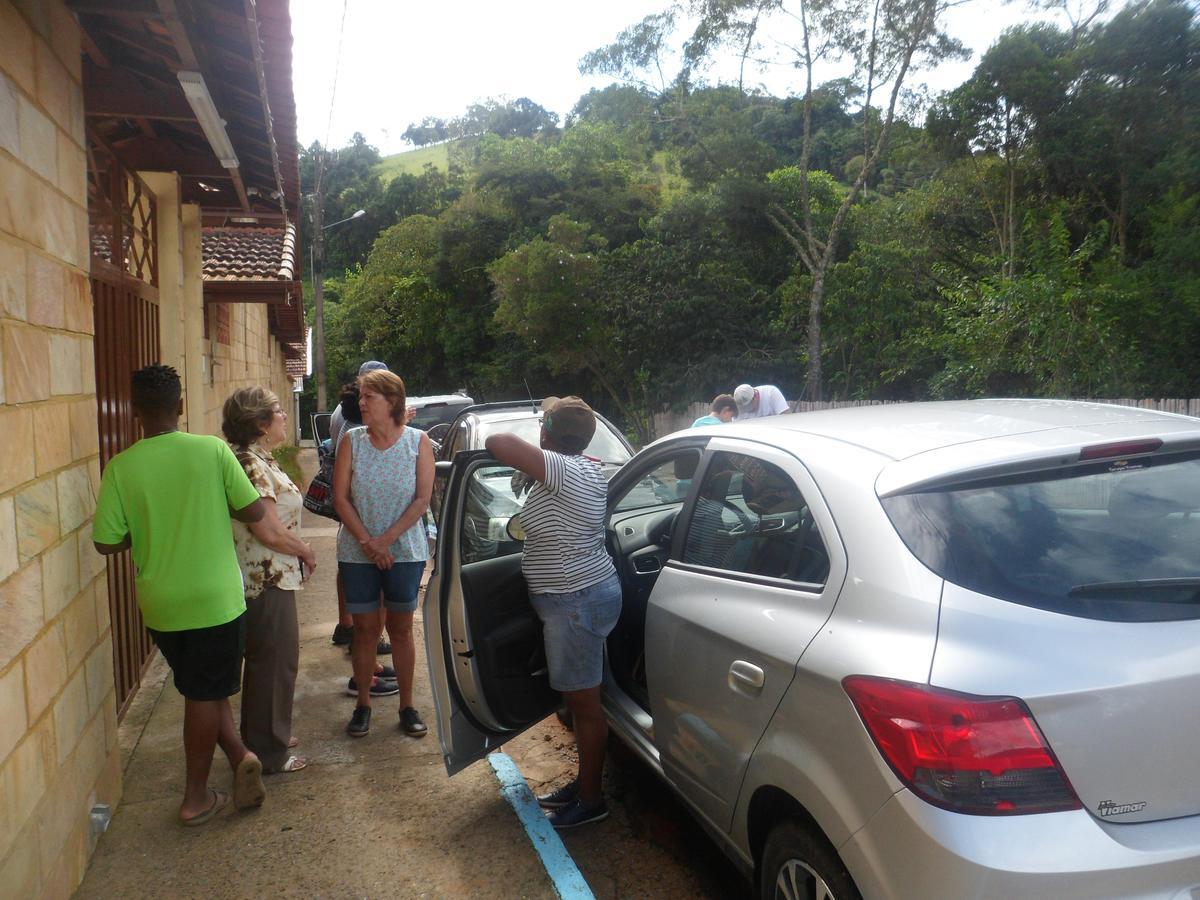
358, 360, 388, 375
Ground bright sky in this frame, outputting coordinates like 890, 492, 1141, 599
290, 0, 1060, 157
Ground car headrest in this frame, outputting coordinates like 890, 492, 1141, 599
673, 453, 699, 480
1107, 476, 1188, 520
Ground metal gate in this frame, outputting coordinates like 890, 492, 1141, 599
88, 133, 160, 717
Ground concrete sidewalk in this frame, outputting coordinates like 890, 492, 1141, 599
75, 450, 560, 899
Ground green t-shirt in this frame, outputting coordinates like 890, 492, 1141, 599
93, 432, 260, 632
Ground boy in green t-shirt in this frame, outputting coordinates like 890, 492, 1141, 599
94, 365, 268, 826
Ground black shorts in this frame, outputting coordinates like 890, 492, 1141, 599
149, 614, 246, 701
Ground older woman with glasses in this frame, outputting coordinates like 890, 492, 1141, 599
222, 386, 317, 774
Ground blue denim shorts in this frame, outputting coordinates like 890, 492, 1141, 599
529, 573, 622, 692
340, 561, 425, 614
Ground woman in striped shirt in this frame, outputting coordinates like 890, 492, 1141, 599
485, 396, 621, 830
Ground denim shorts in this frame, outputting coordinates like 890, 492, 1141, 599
529, 573, 622, 692
340, 561, 425, 614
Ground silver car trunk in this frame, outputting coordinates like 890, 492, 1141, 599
931, 583, 1200, 824
880, 440, 1200, 825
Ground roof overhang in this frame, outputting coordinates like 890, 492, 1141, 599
202, 223, 304, 347
73, 0, 307, 371
71, 0, 301, 223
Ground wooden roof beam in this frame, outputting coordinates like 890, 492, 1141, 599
84, 67, 196, 120
79, 27, 110, 67
154, 0, 252, 212
153, 0, 199, 69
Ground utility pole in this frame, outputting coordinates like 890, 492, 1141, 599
312, 152, 327, 411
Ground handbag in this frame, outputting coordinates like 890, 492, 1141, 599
302, 439, 340, 521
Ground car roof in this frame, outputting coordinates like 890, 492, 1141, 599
680, 400, 1200, 496
408, 394, 473, 408
453, 400, 544, 420
710, 399, 1200, 461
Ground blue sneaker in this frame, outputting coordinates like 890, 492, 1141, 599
536, 780, 579, 810
547, 798, 608, 829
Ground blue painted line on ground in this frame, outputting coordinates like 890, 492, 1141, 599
488, 752, 594, 900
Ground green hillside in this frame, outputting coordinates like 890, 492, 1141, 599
375, 143, 451, 181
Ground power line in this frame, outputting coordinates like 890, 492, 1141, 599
315, 0, 349, 195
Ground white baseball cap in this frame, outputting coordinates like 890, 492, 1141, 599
733, 384, 755, 411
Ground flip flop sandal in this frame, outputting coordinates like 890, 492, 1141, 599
233, 755, 266, 810
279, 755, 308, 773
288, 736, 299, 749
181, 788, 229, 827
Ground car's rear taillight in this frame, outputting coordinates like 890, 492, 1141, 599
842, 676, 1080, 815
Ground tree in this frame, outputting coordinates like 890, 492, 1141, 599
402, 117, 450, 147
927, 25, 1069, 276
487, 216, 649, 428
586, 0, 965, 399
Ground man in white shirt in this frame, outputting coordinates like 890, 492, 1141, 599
733, 383, 790, 418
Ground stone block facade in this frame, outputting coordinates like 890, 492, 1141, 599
204, 299, 296, 437
0, 2, 299, 896
0, 5, 119, 897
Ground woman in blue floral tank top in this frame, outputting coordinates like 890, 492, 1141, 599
333, 369, 434, 739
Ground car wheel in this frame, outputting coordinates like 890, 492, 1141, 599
759, 820, 860, 900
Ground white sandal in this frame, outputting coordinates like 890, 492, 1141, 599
279, 755, 308, 773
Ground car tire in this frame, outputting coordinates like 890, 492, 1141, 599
759, 820, 860, 900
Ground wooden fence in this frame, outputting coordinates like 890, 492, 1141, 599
652, 398, 1200, 441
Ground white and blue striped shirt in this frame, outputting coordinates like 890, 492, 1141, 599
520, 451, 615, 595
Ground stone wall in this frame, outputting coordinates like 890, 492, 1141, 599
142, 171, 295, 444
203, 299, 296, 442
0, 2, 122, 897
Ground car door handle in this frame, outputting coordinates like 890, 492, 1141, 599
729, 660, 765, 692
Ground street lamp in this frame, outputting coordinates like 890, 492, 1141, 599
311, 207, 365, 411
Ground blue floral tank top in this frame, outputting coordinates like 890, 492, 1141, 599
336, 426, 429, 564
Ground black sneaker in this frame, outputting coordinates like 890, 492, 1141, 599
547, 798, 609, 829
346, 705, 371, 737
347, 677, 399, 697
399, 706, 428, 737
375, 665, 396, 679
331, 623, 354, 645
536, 780, 579, 810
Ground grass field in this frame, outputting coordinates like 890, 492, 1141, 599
375, 143, 451, 181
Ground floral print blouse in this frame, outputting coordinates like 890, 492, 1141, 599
231, 443, 304, 599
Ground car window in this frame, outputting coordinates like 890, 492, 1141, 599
479, 416, 542, 447
444, 421, 468, 459
460, 464, 528, 565
883, 452, 1200, 622
411, 402, 473, 431
586, 420, 633, 465
681, 451, 829, 586
476, 413, 632, 465
613, 451, 701, 513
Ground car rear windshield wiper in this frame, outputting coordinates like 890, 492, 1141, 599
1069, 577, 1200, 595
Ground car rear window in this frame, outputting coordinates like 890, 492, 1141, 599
410, 402, 472, 430
882, 452, 1200, 621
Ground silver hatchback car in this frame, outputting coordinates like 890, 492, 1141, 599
424, 400, 1200, 898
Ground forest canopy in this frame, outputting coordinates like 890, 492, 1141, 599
302, 0, 1200, 442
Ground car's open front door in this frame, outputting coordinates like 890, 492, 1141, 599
423, 450, 559, 775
